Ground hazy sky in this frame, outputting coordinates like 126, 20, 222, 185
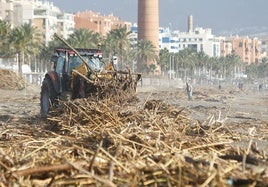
49, 0, 268, 35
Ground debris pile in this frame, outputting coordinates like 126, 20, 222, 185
0, 92, 267, 186
0, 68, 25, 90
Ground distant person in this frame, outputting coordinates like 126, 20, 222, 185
185, 82, 193, 100
219, 84, 222, 90
259, 84, 263, 92
238, 82, 243, 90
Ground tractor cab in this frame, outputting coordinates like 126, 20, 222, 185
51, 48, 103, 72
50, 48, 104, 92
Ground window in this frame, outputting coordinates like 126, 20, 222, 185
188, 44, 197, 52
162, 37, 170, 43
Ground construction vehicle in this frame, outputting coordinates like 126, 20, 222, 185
40, 34, 141, 117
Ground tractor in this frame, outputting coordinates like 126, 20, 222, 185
40, 34, 141, 118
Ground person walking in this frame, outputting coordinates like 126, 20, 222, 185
259, 83, 263, 92
186, 82, 193, 100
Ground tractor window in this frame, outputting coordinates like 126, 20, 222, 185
69, 55, 83, 74
87, 57, 103, 71
56, 53, 65, 74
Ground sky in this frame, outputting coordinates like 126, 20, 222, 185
49, 0, 268, 36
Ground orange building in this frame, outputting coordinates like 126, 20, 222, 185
74, 10, 131, 36
232, 36, 261, 64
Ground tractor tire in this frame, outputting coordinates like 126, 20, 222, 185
40, 77, 57, 118
72, 76, 85, 99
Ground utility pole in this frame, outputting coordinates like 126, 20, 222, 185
169, 55, 172, 79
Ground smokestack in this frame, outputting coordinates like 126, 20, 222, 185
138, 0, 160, 73
188, 15, 193, 33
138, 0, 159, 51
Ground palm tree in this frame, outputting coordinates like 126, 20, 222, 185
8, 23, 41, 75
175, 48, 195, 80
194, 51, 209, 82
159, 48, 170, 73
225, 53, 243, 79
132, 39, 158, 74
67, 29, 102, 48
0, 20, 11, 58
212, 57, 223, 79
104, 27, 131, 69
245, 63, 258, 80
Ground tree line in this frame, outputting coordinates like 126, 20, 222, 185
0, 20, 267, 81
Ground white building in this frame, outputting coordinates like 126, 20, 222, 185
159, 27, 179, 53
0, 0, 13, 25
150, 26, 223, 57
57, 12, 74, 40
33, 0, 74, 44
0, 0, 74, 45
130, 24, 223, 57
13, 0, 34, 26
177, 27, 223, 57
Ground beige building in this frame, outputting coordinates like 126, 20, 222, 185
74, 10, 131, 36
231, 36, 261, 65
220, 40, 233, 57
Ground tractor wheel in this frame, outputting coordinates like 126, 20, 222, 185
72, 76, 85, 99
40, 77, 57, 118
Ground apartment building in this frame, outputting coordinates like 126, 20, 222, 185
0, 0, 34, 27
130, 24, 223, 58
33, 0, 74, 44
260, 37, 268, 59
220, 40, 233, 57
232, 36, 261, 64
159, 27, 179, 53
178, 28, 223, 57
0, 0, 14, 25
0, 0, 74, 45
154, 27, 223, 57
74, 10, 131, 36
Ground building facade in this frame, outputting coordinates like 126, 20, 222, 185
178, 27, 222, 57
232, 36, 261, 64
220, 40, 233, 57
156, 27, 223, 58
0, 0, 34, 28
0, 0, 75, 45
0, 0, 14, 25
32, 0, 74, 44
159, 27, 179, 53
74, 10, 131, 36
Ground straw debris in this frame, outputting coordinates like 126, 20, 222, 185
0, 68, 25, 90
0, 88, 267, 186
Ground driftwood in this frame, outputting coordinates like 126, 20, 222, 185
0, 87, 267, 186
